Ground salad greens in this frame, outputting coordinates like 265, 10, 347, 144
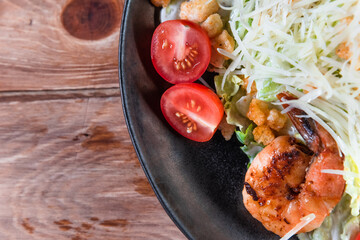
235, 124, 264, 164
235, 123, 254, 145
256, 79, 284, 102
215, 74, 264, 163
214, 75, 251, 129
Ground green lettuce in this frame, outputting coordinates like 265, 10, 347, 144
214, 74, 243, 100
240, 142, 264, 164
215, 75, 263, 163
340, 216, 360, 240
215, 75, 251, 129
344, 156, 360, 216
256, 79, 284, 102
235, 124, 264, 164
236, 123, 254, 145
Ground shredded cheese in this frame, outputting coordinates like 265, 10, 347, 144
322, 169, 359, 178
279, 214, 316, 240
217, 48, 236, 60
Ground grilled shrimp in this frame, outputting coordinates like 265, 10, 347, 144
242, 93, 346, 237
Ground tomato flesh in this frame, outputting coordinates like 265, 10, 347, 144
151, 20, 211, 84
161, 83, 224, 142
355, 233, 360, 240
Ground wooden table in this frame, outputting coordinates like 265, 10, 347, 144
0, 0, 185, 239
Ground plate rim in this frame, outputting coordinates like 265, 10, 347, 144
118, 1, 192, 239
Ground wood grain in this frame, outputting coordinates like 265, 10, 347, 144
0, 0, 123, 91
0, 95, 186, 240
0, 0, 187, 239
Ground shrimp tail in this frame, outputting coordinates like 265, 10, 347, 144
277, 92, 322, 152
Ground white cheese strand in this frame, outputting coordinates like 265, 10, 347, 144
321, 169, 359, 178
280, 214, 316, 240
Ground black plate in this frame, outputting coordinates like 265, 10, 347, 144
119, 1, 282, 239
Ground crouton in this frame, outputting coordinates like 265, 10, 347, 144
201, 13, 223, 38
151, 0, 170, 7
247, 99, 269, 126
267, 109, 287, 132
253, 125, 275, 146
180, 0, 219, 23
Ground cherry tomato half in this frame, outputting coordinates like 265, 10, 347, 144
151, 20, 211, 84
160, 83, 224, 142
355, 232, 360, 240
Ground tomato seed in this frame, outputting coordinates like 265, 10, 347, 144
175, 111, 198, 133
181, 62, 186, 70
162, 39, 168, 49
187, 127, 193, 133
174, 62, 181, 70
172, 44, 198, 71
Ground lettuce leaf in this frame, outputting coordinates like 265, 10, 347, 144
215, 75, 251, 130
240, 142, 264, 164
235, 124, 264, 163
235, 123, 254, 145
344, 156, 360, 216
214, 74, 243, 100
225, 90, 251, 130
256, 79, 284, 102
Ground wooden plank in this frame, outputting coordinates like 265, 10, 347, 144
0, 96, 185, 240
0, 0, 124, 92
0, 88, 120, 102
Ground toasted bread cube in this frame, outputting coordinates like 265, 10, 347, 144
267, 109, 287, 131
242, 77, 257, 95
180, 0, 219, 23
201, 13, 223, 38
247, 99, 269, 126
211, 30, 235, 60
253, 125, 275, 146
151, 0, 170, 7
